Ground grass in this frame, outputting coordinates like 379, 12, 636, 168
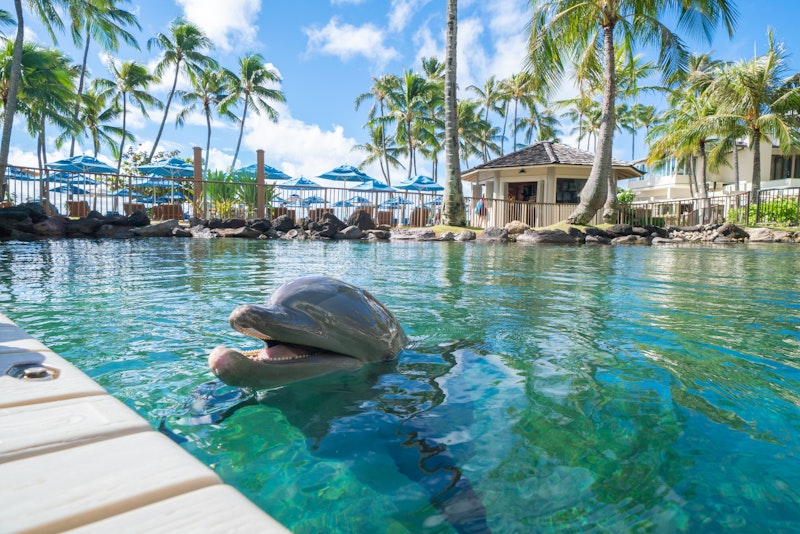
426, 224, 483, 235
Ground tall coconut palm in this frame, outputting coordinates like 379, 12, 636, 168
66, 0, 140, 156
708, 30, 800, 200
502, 72, 535, 152
528, 0, 738, 224
0, 0, 65, 199
176, 67, 236, 174
222, 53, 285, 173
70, 84, 131, 158
352, 124, 404, 180
468, 76, 504, 162
387, 70, 437, 178
95, 60, 161, 173
147, 18, 215, 161
442, 0, 465, 226
355, 74, 399, 184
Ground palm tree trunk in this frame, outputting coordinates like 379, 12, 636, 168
204, 111, 212, 175
751, 129, 761, 202
70, 29, 92, 157
379, 100, 391, 186
230, 96, 249, 172
0, 0, 24, 200
501, 100, 509, 155
441, 0, 465, 226
697, 141, 710, 223
732, 139, 740, 191
406, 117, 413, 178
117, 96, 128, 173
512, 98, 519, 151
149, 62, 181, 161
569, 22, 616, 225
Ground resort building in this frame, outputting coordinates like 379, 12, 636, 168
621, 140, 800, 201
461, 141, 643, 227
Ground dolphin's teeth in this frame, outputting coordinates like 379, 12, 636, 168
236, 326, 273, 340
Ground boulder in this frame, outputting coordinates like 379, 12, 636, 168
476, 226, 508, 242
65, 217, 104, 237
188, 217, 207, 227
172, 227, 193, 238
132, 219, 179, 237
651, 237, 675, 245
128, 210, 150, 227
710, 222, 749, 241
213, 226, 262, 239
346, 210, 376, 231
20, 202, 48, 223
605, 224, 634, 237
209, 218, 246, 229
33, 216, 68, 237
308, 221, 338, 239
320, 212, 347, 232
438, 231, 456, 241
455, 230, 476, 241
364, 229, 390, 240
390, 228, 436, 240
189, 225, 214, 239
516, 229, 578, 244
584, 234, 611, 245
504, 220, 530, 235
335, 226, 364, 240
611, 234, 650, 245
248, 218, 272, 232
271, 214, 295, 233
0, 207, 33, 236
95, 224, 134, 238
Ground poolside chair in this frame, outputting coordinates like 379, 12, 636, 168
124, 203, 145, 216
152, 204, 183, 221
376, 211, 393, 226
66, 200, 90, 218
409, 208, 430, 227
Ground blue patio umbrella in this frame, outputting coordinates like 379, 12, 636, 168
334, 195, 373, 207
50, 184, 87, 195
287, 195, 326, 207
132, 176, 177, 188
318, 164, 373, 183
4, 167, 36, 180
137, 157, 194, 178
157, 191, 187, 203
278, 176, 322, 190
394, 175, 444, 192
68, 175, 100, 186
111, 188, 143, 200
424, 196, 444, 207
349, 179, 395, 192
47, 171, 84, 184
379, 197, 414, 208
238, 163, 292, 180
46, 155, 117, 174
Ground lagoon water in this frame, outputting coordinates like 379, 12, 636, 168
2, 238, 800, 532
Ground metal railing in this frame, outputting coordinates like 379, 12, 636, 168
4, 163, 792, 229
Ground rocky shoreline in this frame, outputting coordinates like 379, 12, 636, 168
1, 202, 797, 244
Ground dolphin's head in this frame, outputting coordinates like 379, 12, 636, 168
209, 276, 407, 389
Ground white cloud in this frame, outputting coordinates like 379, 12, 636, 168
388, 0, 431, 33
176, 0, 260, 52
304, 17, 399, 68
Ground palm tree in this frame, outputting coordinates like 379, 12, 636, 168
352, 124, 404, 180
528, 0, 738, 224
147, 18, 215, 161
468, 76, 504, 162
355, 74, 398, 184
73, 84, 131, 158
708, 30, 800, 200
95, 60, 161, 173
222, 53, 285, 173
456, 99, 486, 168
176, 67, 236, 174
387, 70, 437, 178
0, 0, 66, 199
66, 0, 140, 156
502, 72, 534, 152
442, 0, 465, 226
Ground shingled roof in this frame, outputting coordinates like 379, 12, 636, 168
464, 141, 642, 174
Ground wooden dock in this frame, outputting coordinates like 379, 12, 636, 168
0, 313, 289, 533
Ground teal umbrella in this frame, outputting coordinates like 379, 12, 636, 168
319, 164, 373, 183
137, 157, 194, 178
238, 163, 292, 180
279, 176, 322, 190
46, 155, 117, 174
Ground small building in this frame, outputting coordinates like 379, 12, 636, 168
461, 142, 643, 227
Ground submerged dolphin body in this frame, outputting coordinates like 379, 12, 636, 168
209, 275, 408, 389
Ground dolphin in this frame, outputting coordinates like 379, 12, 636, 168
208, 275, 408, 389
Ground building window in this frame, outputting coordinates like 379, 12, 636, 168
508, 182, 538, 202
771, 156, 792, 180
555, 178, 587, 203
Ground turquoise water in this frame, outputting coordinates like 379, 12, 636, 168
2, 238, 800, 532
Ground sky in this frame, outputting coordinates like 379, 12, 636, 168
9, 0, 800, 183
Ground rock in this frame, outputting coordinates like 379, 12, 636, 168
188, 217, 207, 227
248, 218, 272, 232
651, 237, 675, 245
746, 228, 775, 242
439, 231, 456, 241
307, 221, 338, 239
95, 224, 134, 238
102, 214, 132, 226
65, 217, 104, 236
214, 226, 262, 239
584, 227, 613, 239
390, 228, 436, 240
132, 220, 179, 237
87, 210, 104, 219
208, 218, 246, 229
711, 222, 749, 241
476, 226, 508, 242
516, 229, 578, 244
335, 226, 364, 240
189, 225, 214, 238
272, 214, 295, 233
364, 229, 390, 240
320, 212, 347, 232
8, 229, 38, 241
128, 210, 150, 227
347, 209, 376, 231
172, 227, 193, 238
0, 208, 33, 236
282, 228, 301, 239
606, 224, 633, 237
455, 230, 476, 241
33, 216, 68, 237
504, 220, 530, 235
611, 234, 650, 245
585, 234, 611, 245
19, 202, 48, 223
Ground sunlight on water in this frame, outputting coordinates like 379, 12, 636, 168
2, 238, 800, 532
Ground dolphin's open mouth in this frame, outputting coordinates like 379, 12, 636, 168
231, 324, 338, 363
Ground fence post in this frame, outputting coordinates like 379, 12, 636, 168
256, 149, 265, 219
192, 146, 204, 218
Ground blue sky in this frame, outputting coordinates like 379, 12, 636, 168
10, 0, 800, 182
